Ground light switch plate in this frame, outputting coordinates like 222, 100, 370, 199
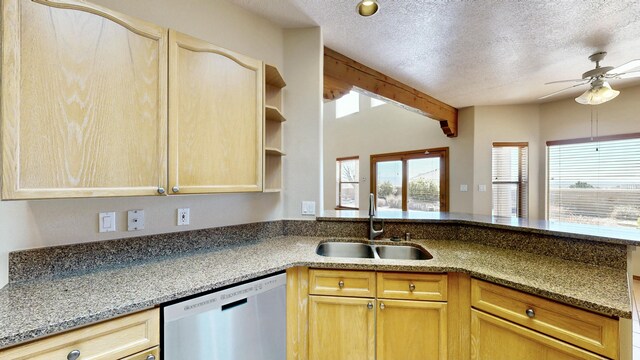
478, 184, 487, 192
99, 212, 116, 233
127, 210, 144, 231
177, 208, 190, 226
301, 201, 316, 216
460, 184, 468, 192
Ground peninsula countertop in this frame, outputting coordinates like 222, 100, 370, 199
0, 234, 630, 349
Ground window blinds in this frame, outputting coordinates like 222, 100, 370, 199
492, 145, 528, 218
547, 136, 640, 228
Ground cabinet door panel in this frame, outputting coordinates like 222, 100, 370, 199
168, 30, 263, 194
470, 310, 606, 360
308, 295, 375, 360
377, 300, 447, 360
2, 0, 168, 199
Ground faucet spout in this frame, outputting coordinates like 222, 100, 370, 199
369, 193, 384, 240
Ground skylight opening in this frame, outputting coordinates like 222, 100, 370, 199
336, 91, 360, 118
371, 97, 386, 107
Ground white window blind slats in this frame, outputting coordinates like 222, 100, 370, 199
492, 146, 528, 218
548, 137, 640, 228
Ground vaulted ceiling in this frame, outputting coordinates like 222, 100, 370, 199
230, 0, 640, 108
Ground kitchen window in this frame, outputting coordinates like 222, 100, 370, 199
336, 156, 359, 209
492, 143, 528, 218
547, 133, 640, 228
371, 148, 449, 212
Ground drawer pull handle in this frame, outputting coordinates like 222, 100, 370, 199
409, 283, 416, 292
147, 355, 156, 360
367, 302, 373, 310
338, 280, 344, 289
67, 350, 80, 360
526, 308, 535, 318
380, 302, 385, 310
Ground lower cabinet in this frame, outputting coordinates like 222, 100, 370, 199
0, 308, 159, 360
470, 310, 606, 360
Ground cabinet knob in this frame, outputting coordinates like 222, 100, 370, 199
338, 280, 344, 289
146, 355, 156, 360
380, 302, 385, 310
367, 302, 373, 310
157, 187, 165, 194
67, 350, 80, 360
525, 308, 535, 318
409, 282, 416, 292
172, 186, 180, 193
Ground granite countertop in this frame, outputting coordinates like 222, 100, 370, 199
319, 210, 640, 245
0, 235, 630, 349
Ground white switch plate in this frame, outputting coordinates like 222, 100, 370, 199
127, 210, 144, 231
177, 208, 190, 226
460, 184, 468, 192
99, 212, 116, 233
301, 201, 316, 216
478, 184, 487, 192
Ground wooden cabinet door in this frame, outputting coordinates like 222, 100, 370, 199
168, 30, 263, 194
2, 0, 168, 199
377, 299, 447, 360
470, 310, 607, 360
308, 295, 375, 360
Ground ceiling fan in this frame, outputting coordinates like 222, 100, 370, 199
540, 52, 640, 105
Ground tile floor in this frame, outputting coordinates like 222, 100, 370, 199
633, 279, 640, 359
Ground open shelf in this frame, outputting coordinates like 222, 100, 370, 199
265, 64, 286, 88
266, 105, 286, 122
265, 147, 286, 156
264, 154, 282, 192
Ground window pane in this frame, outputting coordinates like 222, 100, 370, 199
407, 157, 440, 212
492, 146, 528, 218
493, 183, 518, 217
339, 183, 359, 208
548, 138, 640, 228
371, 97, 386, 107
340, 159, 359, 182
376, 161, 402, 211
336, 91, 359, 118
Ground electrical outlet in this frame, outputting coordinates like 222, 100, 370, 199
99, 212, 116, 233
177, 208, 190, 226
460, 184, 468, 192
301, 201, 316, 216
478, 184, 487, 192
127, 210, 144, 231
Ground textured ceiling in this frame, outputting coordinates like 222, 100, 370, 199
230, 0, 640, 108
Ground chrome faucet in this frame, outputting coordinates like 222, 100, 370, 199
368, 193, 384, 240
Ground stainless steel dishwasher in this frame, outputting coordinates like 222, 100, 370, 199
162, 272, 286, 360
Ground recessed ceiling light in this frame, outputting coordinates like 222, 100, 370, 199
357, 0, 379, 17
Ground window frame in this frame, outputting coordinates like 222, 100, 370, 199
545, 132, 640, 224
370, 148, 449, 212
492, 142, 529, 219
336, 156, 360, 210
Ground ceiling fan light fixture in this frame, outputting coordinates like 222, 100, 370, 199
575, 81, 620, 105
357, 0, 379, 17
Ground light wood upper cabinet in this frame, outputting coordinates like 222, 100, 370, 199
308, 295, 375, 360
1, 0, 168, 199
377, 299, 447, 360
168, 30, 263, 194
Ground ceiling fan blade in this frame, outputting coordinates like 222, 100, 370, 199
538, 82, 589, 100
544, 79, 585, 85
608, 59, 640, 75
615, 70, 640, 79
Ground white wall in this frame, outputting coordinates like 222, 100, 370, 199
323, 93, 475, 213
282, 28, 324, 218
0, 0, 323, 287
472, 105, 541, 217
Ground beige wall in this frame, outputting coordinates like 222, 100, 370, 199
0, 0, 322, 287
322, 93, 475, 213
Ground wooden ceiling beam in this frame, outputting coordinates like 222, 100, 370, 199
324, 47, 458, 137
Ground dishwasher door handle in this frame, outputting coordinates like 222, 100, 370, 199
221, 298, 248, 311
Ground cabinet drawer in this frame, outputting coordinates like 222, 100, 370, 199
377, 272, 447, 301
309, 269, 376, 298
471, 279, 618, 359
0, 308, 159, 360
120, 346, 160, 360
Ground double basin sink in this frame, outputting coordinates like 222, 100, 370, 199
316, 241, 432, 260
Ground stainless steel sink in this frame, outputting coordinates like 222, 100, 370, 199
316, 242, 375, 259
316, 241, 431, 260
375, 245, 432, 260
